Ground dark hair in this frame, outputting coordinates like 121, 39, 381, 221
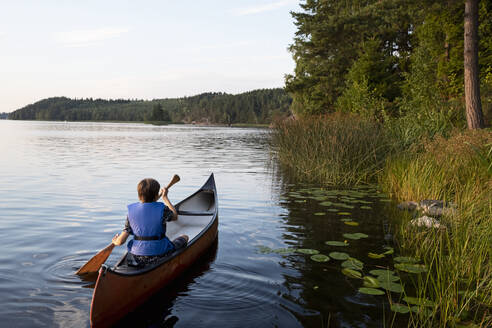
137, 178, 160, 202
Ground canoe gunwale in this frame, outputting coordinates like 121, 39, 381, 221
105, 173, 218, 277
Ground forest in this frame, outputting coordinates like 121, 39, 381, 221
8, 88, 292, 125
285, 0, 491, 127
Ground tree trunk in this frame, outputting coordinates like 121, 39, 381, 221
464, 0, 485, 129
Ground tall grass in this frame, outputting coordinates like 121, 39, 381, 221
272, 116, 492, 326
381, 130, 492, 327
272, 113, 392, 186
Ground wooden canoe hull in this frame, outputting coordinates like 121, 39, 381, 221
91, 218, 218, 327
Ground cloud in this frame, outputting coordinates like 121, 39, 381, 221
54, 27, 129, 47
233, 0, 294, 16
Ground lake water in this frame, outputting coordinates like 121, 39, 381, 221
0, 121, 407, 327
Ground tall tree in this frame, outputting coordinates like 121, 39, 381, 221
464, 0, 485, 128
285, 0, 414, 116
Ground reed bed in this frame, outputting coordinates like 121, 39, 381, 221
272, 113, 392, 186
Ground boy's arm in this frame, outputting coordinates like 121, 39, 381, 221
161, 187, 178, 221
112, 231, 129, 246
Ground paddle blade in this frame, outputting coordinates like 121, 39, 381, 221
76, 243, 115, 275
166, 174, 180, 189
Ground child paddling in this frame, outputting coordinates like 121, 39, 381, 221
112, 178, 189, 266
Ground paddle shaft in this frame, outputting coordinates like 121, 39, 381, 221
75, 174, 180, 275
160, 174, 180, 197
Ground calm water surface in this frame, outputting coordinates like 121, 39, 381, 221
0, 121, 406, 327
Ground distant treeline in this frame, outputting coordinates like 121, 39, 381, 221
0, 112, 8, 119
8, 89, 292, 124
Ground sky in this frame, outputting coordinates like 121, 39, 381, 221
0, 0, 300, 112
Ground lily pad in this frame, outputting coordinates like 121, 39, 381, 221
358, 287, 385, 295
340, 218, 352, 222
377, 274, 400, 283
272, 248, 295, 254
319, 201, 333, 207
256, 246, 272, 254
369, 269, 396, 276
403, 296, 435, 307
341, 258, 364, 270
344, 221, 359, 226
360, 206, 372, 210
325, 241, 349, 247
410, 306, 433, 317
394, 256, 419, 264
391, 303, 410, 314
383, 246, 394, 255
368, 252, 385, 259
338, 212, 352, 216
310, 254, 330, 262
363, 276, 380, 288
379, 281, 404, 293
329, 252, 350, 260
343, 233, 369, 240
296, 248, 320, 255
294, 200, 307, 203
395, 263, 427, 274
341, 268, 362, 279
314, 212, 325, 216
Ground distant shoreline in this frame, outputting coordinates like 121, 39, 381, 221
0, 119, 270, 128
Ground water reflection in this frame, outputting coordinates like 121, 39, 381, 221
272, 180, 406, 327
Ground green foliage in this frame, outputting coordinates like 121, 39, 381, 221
336, 40, 395, 120
8, 89, 292, 125
286, 0, 414, 116
286, 0, 492, 125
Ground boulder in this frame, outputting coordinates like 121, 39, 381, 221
419, 200, 456, 217
409, 216, 444, 229
397, 201, 419, 211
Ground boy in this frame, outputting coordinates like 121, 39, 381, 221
112, 178, 188, 266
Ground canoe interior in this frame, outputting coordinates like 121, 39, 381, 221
168, 190, 215, 241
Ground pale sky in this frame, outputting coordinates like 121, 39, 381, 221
0, 0, 300, 112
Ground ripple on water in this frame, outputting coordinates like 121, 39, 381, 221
177, 263, 281, 324
43, 254, 98, 289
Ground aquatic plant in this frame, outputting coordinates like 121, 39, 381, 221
272, 113, 392, 186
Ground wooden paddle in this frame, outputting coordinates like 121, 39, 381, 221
75, 174, 181, 275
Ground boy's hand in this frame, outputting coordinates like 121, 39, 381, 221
112, 233, 120, 245
161, 187, 169, 198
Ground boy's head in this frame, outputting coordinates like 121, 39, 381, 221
137, 178, 160, 202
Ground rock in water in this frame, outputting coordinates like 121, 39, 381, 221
409, 216, 444, 229
397, 201, 418, 211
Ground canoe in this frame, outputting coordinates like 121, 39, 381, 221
90, 173, 218, 327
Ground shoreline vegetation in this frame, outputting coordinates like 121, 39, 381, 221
273, 116, 491, 326
273, 0, 491, 327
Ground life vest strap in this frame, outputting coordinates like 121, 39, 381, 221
134, 233, 165, 241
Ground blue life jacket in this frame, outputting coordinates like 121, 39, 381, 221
126, 202, 175, 256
